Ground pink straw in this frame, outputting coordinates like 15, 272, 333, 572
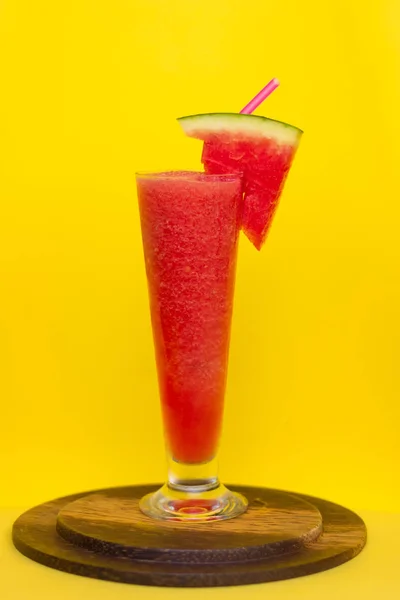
240, 78, 280, 114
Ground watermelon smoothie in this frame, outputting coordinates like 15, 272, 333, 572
136, 172, 242, 465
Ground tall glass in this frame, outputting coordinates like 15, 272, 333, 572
136, 171, 247, 521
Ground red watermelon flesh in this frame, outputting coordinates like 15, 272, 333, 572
202, 136, 298, 250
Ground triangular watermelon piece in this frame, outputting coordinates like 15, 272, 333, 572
178, 113, 303, 250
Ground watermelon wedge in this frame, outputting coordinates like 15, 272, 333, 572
178, 113, 303, 250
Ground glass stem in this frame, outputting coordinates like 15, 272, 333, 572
139, 451, 247, 521
167, 455, 220, 494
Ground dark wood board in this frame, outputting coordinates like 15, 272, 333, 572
12, 485, 367, 587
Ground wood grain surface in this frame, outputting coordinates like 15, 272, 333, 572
56, 486, 323, 562
12, 485, 367, 587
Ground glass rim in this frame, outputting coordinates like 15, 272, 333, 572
135, 170, 243, 183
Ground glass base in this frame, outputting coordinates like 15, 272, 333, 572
139, 482, 248, 522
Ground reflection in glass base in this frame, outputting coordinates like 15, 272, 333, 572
139, 482, 248, 522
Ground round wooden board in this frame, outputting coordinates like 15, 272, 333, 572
12, 485, 367, 587
56, 486, 323, 562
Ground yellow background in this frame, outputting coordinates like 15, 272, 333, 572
0, 0, 399, 512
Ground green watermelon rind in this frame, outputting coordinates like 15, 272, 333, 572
178, 113, 303, 145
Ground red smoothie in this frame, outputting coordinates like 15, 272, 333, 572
136, 172, 242, 463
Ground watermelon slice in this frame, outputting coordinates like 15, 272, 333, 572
178, 113, 303, 250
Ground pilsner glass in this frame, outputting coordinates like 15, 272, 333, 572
136, 171, 247, 521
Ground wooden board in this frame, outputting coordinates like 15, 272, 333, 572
12, 485, 367, 587
56, 486, 324, 562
